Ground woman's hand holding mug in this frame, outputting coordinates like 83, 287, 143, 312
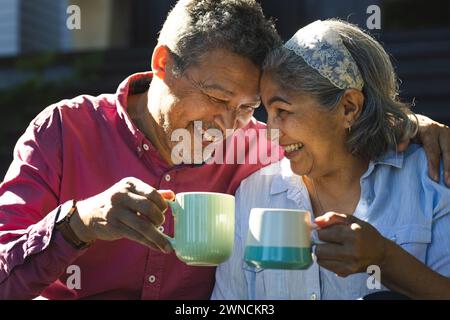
314, 212, 387, 277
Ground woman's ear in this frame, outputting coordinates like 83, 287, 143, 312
151, 45, 173, 80
339, 89, 365, 130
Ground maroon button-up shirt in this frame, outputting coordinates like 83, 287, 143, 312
0, 72, 281, 299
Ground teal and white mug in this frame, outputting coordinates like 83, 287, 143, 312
164, 192, 235, 266
244, 208, 313, 270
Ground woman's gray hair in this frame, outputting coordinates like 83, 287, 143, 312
263, 19, 418, 161
158, 0, 281, 75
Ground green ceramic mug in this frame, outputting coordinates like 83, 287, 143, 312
244, 208, 314, 270
164, 192, 235, 266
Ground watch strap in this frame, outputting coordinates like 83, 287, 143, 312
56, 200, 92, 250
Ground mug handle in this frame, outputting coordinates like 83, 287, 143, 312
310, 222, 326, 246
161, 199, 177, 249
163, 234, 176, 249
310, 239, 326, 257
311, 239, 326, 246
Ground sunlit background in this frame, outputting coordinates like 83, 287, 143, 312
0, 0, 449, 177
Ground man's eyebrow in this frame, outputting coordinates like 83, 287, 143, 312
200, 83, 234, 96
267, 96, 291, 106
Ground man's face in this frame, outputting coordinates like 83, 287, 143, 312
158, 48, 261, 164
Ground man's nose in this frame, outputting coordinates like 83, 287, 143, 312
214, 107, 239, 132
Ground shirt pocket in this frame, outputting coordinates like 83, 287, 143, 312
242, 263, 288, 299
387, 224, 431, 263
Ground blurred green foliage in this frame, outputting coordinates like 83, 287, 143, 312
0, 51, 103, 150
0, 51, 103, 106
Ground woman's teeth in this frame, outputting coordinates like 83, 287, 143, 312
284, 143, 303, 153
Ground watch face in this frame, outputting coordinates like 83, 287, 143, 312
56, 201, 73, 224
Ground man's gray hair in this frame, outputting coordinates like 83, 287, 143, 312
158, 0, 281, 74
263, 19, 418, 161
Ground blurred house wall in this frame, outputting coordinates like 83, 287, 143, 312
0, 0, 69, 56
0, 0, 131, 57
69, 0, 130, 50
20, 0, 68, 53
0, 0, 449, 179
0, 0, 20, 56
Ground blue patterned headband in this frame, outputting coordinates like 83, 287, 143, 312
284, 20, 364, 91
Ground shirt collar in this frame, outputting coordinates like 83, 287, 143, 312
268, 159, 309, 209
115, 72, 156, 156
373, 149, 404, 168
362, 149, 404, 179
270, 149, 404, 196
270, 159, 296, 195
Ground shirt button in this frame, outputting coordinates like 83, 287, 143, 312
164, 174, 171, 182
143, 143, 149, 151
158, 226, 164, 233
137, 146, 142, 153
148, 275, 156, 283
310, 293, 318, 300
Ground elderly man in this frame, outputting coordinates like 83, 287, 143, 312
0, 0, 449, 299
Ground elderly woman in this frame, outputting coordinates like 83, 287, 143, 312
212, 19, 450, 300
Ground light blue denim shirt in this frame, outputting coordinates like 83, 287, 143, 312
212, 144, 450, 300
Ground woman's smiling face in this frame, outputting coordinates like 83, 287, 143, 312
261, 72, 348, 178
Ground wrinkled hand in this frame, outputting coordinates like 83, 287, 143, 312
71, 177, 175, 253
398, 114, 450, 186
314, 212, 387, 277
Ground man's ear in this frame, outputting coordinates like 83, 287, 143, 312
151, 45, 172, 80
339, 89, 365, 130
